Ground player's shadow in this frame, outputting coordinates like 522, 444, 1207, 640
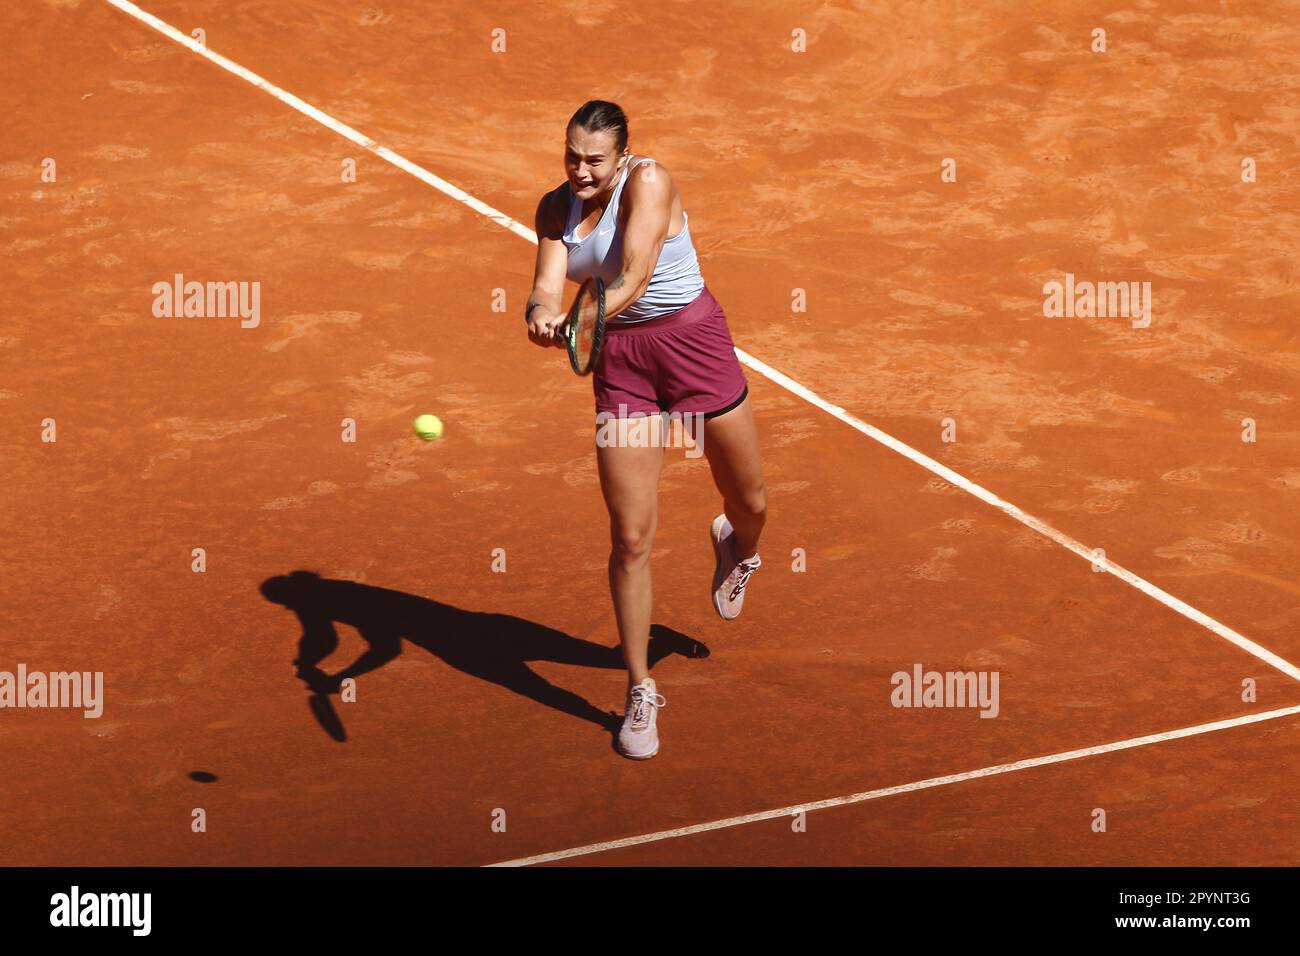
260, 570, 709, 742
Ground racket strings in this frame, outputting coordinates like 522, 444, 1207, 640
566, 276, 606, 376
572, 301, 598, 365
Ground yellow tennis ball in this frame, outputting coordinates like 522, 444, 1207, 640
413, 414, 444, 441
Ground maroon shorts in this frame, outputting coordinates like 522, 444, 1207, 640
593, 285, 749, 418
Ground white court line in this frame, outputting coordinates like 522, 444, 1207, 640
488, 704, 1300, 866
101, 0, 1300, 869
102, 0, 535, 243
102, 0, 1300, 685
737, 351, 1300, 683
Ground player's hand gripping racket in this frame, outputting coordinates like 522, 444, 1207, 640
560, 276, 606, 376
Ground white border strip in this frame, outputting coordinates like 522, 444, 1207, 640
101, 0, 1300, 685
487, 703, 1300, 865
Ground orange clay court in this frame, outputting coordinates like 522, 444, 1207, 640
4, 0, 1300, 867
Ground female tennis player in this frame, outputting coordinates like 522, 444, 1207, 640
525, 101, 767, 759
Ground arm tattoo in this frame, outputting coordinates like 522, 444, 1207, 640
607, 275, 626, 291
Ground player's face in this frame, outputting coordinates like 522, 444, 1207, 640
565, 126, 627, 200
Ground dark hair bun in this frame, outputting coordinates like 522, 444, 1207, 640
568, 100, 628, 153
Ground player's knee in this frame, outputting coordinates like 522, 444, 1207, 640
611, 523, 655, 564
737, 482, 767, 522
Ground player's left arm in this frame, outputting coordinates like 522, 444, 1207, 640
604, 161, 674, 319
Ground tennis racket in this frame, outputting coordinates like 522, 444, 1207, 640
560, 276, 606, 376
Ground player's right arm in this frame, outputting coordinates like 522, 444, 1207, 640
526, 186, 569, 349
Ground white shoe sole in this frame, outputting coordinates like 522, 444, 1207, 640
620, 743, 659, 760
711, 514, 740, 620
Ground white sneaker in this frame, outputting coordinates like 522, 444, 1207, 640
618, 677, 666, 760
711, 513, 761, 620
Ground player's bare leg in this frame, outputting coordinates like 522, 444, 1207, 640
596, 417, 665, 685
701, 395, 767, 619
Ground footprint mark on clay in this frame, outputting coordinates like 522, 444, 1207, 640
160, 414, 286, 441
908, 547, 959, 582
923, 476, 961, 496
264, 312, 362, 353
1215, 520, 1266, 545
262, 497, 306, 511
366, 440, 420, 489
1035, 596, 1081, 624
1161, 466, 1200, 484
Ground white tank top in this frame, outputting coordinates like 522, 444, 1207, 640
561, 157, 705, 323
